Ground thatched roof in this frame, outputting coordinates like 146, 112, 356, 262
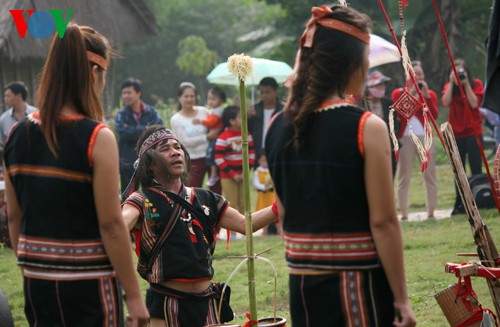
0, 0, 158, 61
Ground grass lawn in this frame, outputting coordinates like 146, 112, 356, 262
2, 158, 500, 326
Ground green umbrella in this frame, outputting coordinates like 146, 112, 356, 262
207, 57, 292, 86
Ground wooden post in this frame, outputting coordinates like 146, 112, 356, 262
441, 122, 500, 318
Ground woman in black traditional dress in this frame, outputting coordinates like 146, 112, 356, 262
265, 5, 416, 327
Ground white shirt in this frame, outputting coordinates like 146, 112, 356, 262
170, 106, 210, 159
262, 108, 275, 149
403, 116, 425, 137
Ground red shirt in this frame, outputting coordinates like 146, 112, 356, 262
442, 79, 484, 138
202, 114, 223, 129
391, 87, 439, 138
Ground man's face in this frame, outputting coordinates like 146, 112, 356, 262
4, 89, 19, 108
154, 139, 186, 178
259, 86, 278, 106
121, 86, 141, 107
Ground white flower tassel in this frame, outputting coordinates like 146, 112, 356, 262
338, 0, 348, 6
227, 53, 253, 82
401, 31, 415, 83
423, 106, 433, 171
389, 108, 400, 161
409, 125, 429, 172
423, 106, 433, 152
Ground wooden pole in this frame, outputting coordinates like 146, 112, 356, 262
441, 122, 500, 319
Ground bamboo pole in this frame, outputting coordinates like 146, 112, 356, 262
239, 78, 258, 325
441, 122, 500, 319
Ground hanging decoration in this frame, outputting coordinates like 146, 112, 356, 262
387, 0, 433, 172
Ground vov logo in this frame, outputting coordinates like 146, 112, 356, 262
9, 10, 74, 39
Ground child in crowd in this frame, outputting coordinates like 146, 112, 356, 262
215, 106, 255, 238
253, 152, 280, 235
193, 86, 226, 187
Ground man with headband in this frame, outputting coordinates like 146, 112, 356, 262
121, 125, 279, 326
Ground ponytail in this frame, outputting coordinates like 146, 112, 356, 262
37, 23, 110, 155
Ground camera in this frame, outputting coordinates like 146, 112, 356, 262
417, 82, 424, 89
458, 70, 467, 80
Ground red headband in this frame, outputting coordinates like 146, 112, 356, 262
86, 51, 108, 71
300, 5, 370, 47
285, 5, 370, 88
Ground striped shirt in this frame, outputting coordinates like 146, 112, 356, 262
214, 127, 255, 179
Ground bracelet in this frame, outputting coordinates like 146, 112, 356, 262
271, 200, 278, 216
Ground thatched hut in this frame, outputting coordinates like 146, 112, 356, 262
0, 0, 158, 112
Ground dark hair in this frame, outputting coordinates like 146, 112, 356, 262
5, 81, 28, 101
259, 77, 278, 90
208, 86, 226, 103
134, 125, 191, 187
177, 82, 197, 110
121, 77, 142, 93
37, 23, 111, 155
257, 149, 266, 161
411, 60, 422, 68
222, 105, 240, 128
285, 5, 371, 150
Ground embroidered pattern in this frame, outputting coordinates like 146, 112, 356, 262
314, 102, 353, 113
283, 232, 380, 270
138, 128, 177, 157
17, 235, 112, 273
341, 271, 369, 327
391, 89, 421, 119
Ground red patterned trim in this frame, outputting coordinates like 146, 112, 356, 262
87, 123, 107, 168
31, 111, 86, 122
18, 235, 109, 262
340, 271, 369, 327
283, 232, 377, 262
7, 165, 91, 183
358, 111, 372, 157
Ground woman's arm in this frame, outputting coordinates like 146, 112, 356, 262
92, 127, 149, 324
4, 163, 22, 254
442, 81, 453, 107
363, 116, 416, 327
463, 80, 478, 109
425, 90, 439, 119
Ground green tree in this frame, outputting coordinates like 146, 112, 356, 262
176, 35, 218, 76
114, 0, 284, 107
176, 35, 218, 101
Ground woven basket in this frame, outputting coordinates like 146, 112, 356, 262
435, 282, 481, 327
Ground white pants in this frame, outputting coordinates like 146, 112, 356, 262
397, 136, 438, 216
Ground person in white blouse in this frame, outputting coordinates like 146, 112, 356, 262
170, 82, 220, 192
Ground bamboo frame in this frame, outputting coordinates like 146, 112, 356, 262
440, 122, 500, 320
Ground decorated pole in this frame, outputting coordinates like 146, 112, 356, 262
227, 54, 258, 325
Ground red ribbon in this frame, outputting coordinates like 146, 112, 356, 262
243, 312, 259, 327
300, 5, 333, 48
